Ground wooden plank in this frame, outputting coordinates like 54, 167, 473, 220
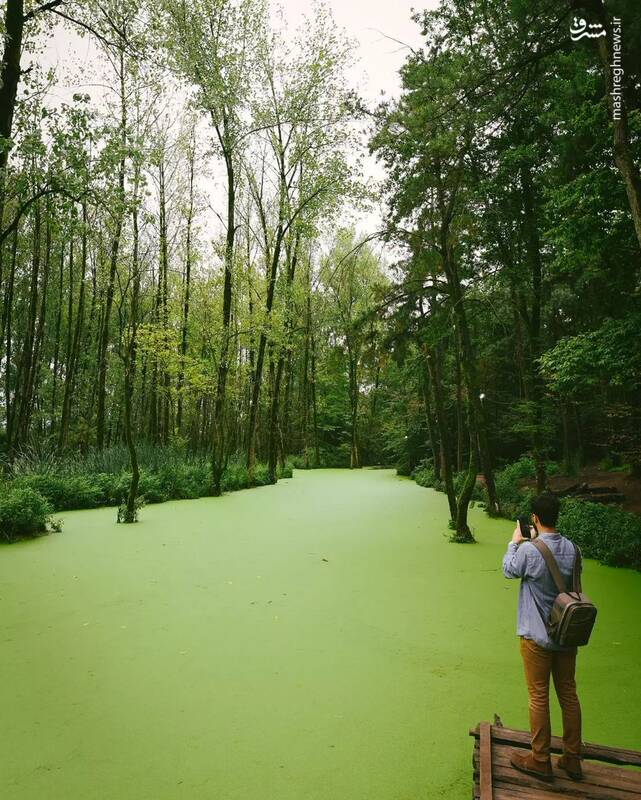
470, 724, 641, 768
475, 743, 641, 795
489, 763, 639, 800
491, 785, 588, 800
474, 782, 563, 800
491, 744, 641, 795
479, 721, 493, 800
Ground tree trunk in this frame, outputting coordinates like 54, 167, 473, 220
50, 242, 65, 431
158, 157, 171, 444
177, 134, 195, 435
267, 233, 300, 481
96, 54, 127, 450
246, 223, 285, 480
0, 0, 24, 219
59, 214, 86, 450
2, 227, 18, 441
440, 234, 500, 515
122, 179, 142, 523
211, 127, 236, 496
347, 342, 361, 468
10, 199, 41, 453
424, 345, 457, 522
520, 162, 546, 494
420, 363, 441, 481
453, 431, 478, 543
455, 349, 464, 472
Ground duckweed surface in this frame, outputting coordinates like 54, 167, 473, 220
2, 469, 640, 799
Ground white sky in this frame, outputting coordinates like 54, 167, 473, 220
38, 1, 433, 245
278, 0, 427, 101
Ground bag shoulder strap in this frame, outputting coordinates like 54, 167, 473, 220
573, 544, 582, 593
531, 538, 567, 594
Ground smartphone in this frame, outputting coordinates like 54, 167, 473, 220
517, 515, 533, 539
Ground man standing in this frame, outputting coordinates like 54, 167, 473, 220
502, 492, 583, 782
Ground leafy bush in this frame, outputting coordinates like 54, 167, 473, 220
2, 446, 294, 533
412, 463, 439, 489
411, 462, 484, 500
494, 457, 537, 516
13, 473, 102, 510
559, 499, 641, 570
0, 486, 54, 542
137, 471, 170, 504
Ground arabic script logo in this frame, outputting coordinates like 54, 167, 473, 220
570, 17, 606, 41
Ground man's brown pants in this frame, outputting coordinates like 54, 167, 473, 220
520, 637, 582, 764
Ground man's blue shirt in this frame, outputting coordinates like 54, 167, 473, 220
502, 532, 579, 650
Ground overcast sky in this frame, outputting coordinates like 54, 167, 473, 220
43, 1, 429, 102
279, 0, 428, 101
40, 1, 435, 243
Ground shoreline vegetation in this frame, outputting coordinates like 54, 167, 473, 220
0, 445, 293, 543
409, 456, 641, 571
3, 445, 641, 574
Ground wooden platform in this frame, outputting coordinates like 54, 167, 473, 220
471, 722, 641, 799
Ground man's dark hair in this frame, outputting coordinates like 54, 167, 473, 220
532, 492, 560, 528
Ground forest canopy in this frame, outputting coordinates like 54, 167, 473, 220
1, 0, 640, 542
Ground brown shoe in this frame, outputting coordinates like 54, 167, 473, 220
510, 751, 554, 782
558, 755, 583, 781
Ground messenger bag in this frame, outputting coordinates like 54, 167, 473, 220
531, 538, 597, 647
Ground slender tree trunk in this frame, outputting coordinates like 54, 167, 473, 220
310, 326, 320, 466
0, 0, 24, 220
453, 431, 479, 543
280, 350, 293, 468
2, 228, 18, 440
97, 54, 127, 450
246, 224, 285, 480
158, 157, 171, 444
347, 342, 361, 468
440, 232, 500, 515
211, 127, 236, 496
177, 134, 195, 434
59, 214, 86, 450
10, 199, 42, 452
122, 176, 141, 522
520, 162, 546, 494
420, 363, 441, 480
424, 345, 457, 522
267, 233, 300, 481
50, 242, 65, 431
455, 349, 464, 472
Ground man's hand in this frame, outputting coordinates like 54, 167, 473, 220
512, 525, 526, 545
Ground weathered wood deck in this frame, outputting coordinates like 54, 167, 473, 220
471, 722, 641, 799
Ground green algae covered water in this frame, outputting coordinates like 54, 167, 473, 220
2, 469, 640, 799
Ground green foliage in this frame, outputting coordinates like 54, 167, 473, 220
494, 457, 537, 517
1, 447, 294, 529
412, 463, 440, 490
411, 462, 484, 501
493, 457, 560, 518
0, 487, 54, 542
541, 313, 641, 398
559, 500, 641, 571
13, 473, 102, 510
117, 495, 146, 524
290, 446, 351, 469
